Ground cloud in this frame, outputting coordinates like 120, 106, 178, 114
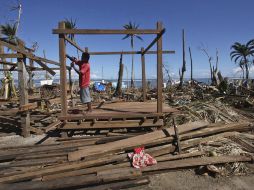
232, 67, 243, 74
91, 72, 100, 79
232, 65, 254, 75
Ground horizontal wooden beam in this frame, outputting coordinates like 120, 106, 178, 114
62, 119, 164, 129
143, 28, 166, 55
30, 67, 61, 71
0, 53, 23, 59
88, 50, 175, 55
53, 29, 160, 35
0, 60, 17, 66
58, 113, 163, 121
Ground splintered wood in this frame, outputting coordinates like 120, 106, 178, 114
0, 121, 253, 190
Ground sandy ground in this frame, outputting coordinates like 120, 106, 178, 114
131, 169, 254, 190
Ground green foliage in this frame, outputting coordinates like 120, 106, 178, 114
0, 23, 17, 41
122, 21, 143, 48
122, 22, 143, 88
230, 39, 254, 79
64, 18, 77, 41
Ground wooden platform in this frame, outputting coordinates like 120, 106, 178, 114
59, 101, 178, 130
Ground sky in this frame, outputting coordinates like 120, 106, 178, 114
0, 0, 254, 80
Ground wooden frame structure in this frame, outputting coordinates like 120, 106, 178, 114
0, 39, 62, 137
53, 21, 173, 120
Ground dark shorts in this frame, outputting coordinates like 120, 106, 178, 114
80, 87, 91, 103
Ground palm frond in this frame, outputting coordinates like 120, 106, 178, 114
122, 34, 130, 40
135, 35, 143, 41
0, 23, 17, 41
64, 18, 77, 41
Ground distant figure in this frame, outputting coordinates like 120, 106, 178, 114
69, 52, 92, 113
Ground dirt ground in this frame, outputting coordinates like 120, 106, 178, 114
131, 168, 254, 190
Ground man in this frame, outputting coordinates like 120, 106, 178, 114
70, 52, 92, 112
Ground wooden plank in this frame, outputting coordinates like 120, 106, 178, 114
41, 163, 129, 181
19, 103, 37, 112
53, 28, 160, 35
143, 28, 165, 55
0, 154, 126, 183
0, 168, 142, 190
59, 21, 68, 117
58, 113, 164, 121
141, 155, 252, 173
43, 120, 62, 132
68, 177, 150, 190
68, 121, 209, 161
61, 119, 164, 129
141, 47, 147, 101
34, 60, 56, 76
157, 22, 163, 113
0, 53, 23, 58
156, 151, 205, 162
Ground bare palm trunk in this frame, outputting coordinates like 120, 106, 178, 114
179, 29, 186, 88
189, 47, 193, 82
15, 2, 22, 36
130, 36, 135, 88
244, 57, 249, 79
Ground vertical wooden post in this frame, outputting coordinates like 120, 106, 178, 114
157, 22, 163, 113
59, 21, 68, 116
18, 57, 30, 137
141, 47, 147, 102
28, 50, 34, 90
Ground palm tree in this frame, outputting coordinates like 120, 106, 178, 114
230, 39, 254, 79
122, 22, 143, 88
64, 18, 76, 40
0, 23, 17, 42
64, 18, 80, 59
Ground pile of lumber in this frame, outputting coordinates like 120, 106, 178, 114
0, 121, 253, 190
